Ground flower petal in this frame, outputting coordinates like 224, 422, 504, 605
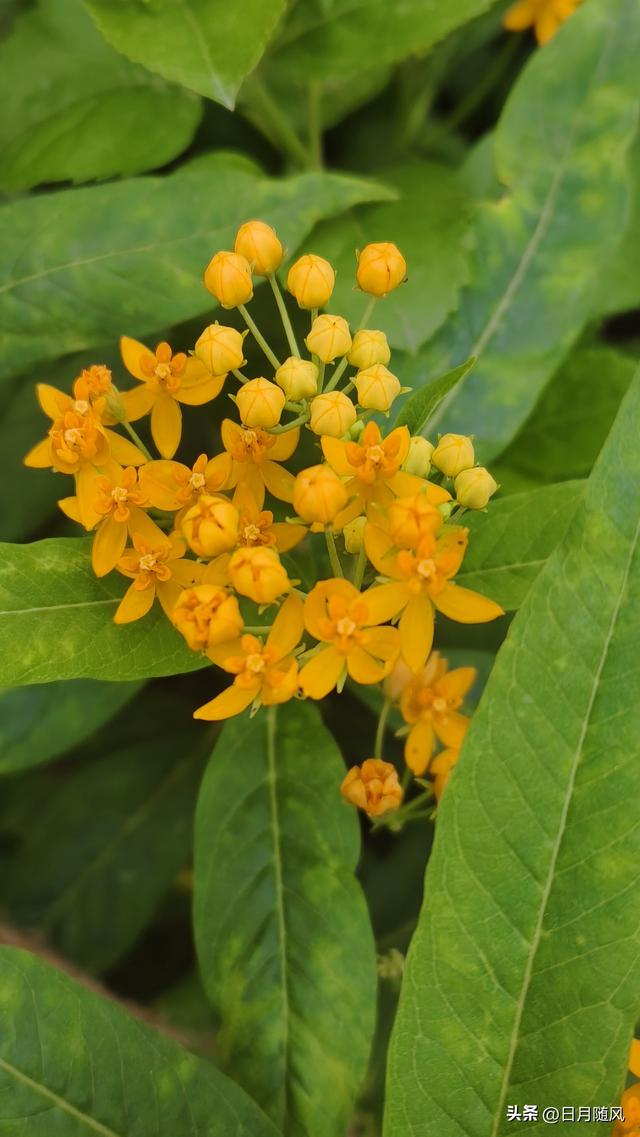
364, 523, 404, 579
304, 579, 358, 640
262, 460, 296, 503
92, 514, 127, 577
104, 428, 147, 466
405, 720, 434, 776
435, 710, 470, 749
58, 496, 81, 523
362, 624, 401, 662
114, 581, 155, 624
177, 372, 225, 406
23, 438, 52, 469
321, 436, 353, 475
37, 384, 73, 419
272, 522, 307, 552
74, 466, 102, 530
503, 0, 535, 29
346, 646, 389, 685
193, 683, 255, 721
270, 428, 300, 462
120, 335, 155, 381
433, 583, 504, 623
139, 460, 188, 510
399, 595, 434, 671
437, 666, 477, 703
127, 511, 168, 547
151, 394, 182, 459
299, 645, 344, 699
171, 559, 205, 588
267, 594, 304, 661
120, 385, 155, 423
362, 581, 408, 625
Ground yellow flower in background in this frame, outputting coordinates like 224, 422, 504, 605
194, 595, 304, 720
431, 745, 462, 801
172, 583, 244, 653
399, 652, 475, 775
204, 250, 254, 308
503, 0, 581, 44
139, 453, 229, 514
115, 518, 202, 624
356, 242, 406, 297
364, 525, 503, 670
287, 253, 335, 309
299, 578, 402, 698
234, 220, 283, 276
341, 759, 403, 818
221, 419, 298, 505
119, 338, 223, 459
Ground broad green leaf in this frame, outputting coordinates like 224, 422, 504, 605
0, 156, 392, 382
458, 480, 585, 610
84, 0, 285, 108
412, 0, 640, 459
0, 946, 280, 1136
496, 346, 638, 486
3, 691, 209, 971
598, 135, 640, 317
308, 163, 472, 353
267, 0, 499, 83
0, 538, 207, 686
0, 678, 141, 774
394, 357, 476, 433
194, 701, 377, 1137
0, 0, 201, 193
385, 368, 640, 1136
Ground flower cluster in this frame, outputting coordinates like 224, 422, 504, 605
25, 220, 503, 816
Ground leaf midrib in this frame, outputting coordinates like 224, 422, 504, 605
490, 507, 640, 1134
0, 1054, 123, 1137
265, 706, 291, 1132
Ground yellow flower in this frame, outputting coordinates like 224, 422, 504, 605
234, 220, 283, 276
194, 324, 246, 375
399, 652, 475, 775
287, 254, 335, 309
236, 377, 285, 428
74, 363, 116, 406
431, 433, 475, 478
503, 0, 581, 44
181, 493, 239, 558
387, 492, 444, 549
305, 314, 352, 363
309, 391, 357, 438
293, 464, 349, 528
115, 522, 201, 624
431, 746, 462, 801
221, 418, 298, 504
275, 356, 319, 401
402, 436, 434, 478
615, 1084, 640, 1136
228, 545, 291, 604
454, 467, 498, 510
355, 363, 401, 413
356, 242, 406, 297
119, 338, 223, 459
204, 250, 253, 308
364, 525, 504, 670
298, 578, 401, 698
234, 482, 306, 553
348, 329, 390, 370
341, 759, 403, 818
90, 464, 150, 577
139, 452, 229, 514
194, 594, 304, 720
172, 583, 243, 653
343, 515, 367, 554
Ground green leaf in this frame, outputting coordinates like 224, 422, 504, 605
0, 156, 393, 382
412, 0, 640, 460
267, 0, 499, 84
3, 689, 209, 971
385, 367, 640, 1135
0, 0, 201, 193
308, 163, 472, 353
84, 0, 285, 108
598, 134, 640, 317
496, 345, 638, 486
0, 679, 141, 775
458, 480, 585, 610
0, 946, 280, 1135
0, 538, 207, 686
194, 701, 377, 1137
394, 356, 476, 433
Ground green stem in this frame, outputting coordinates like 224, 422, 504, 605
238, 305, 281, 370
352, 543, 367, 590
358, 296, 377, 331
268, 410, 309, 435
374, 698, 391, 759
323, 356, 350, 393
232, 368, 248, 384
325, 529, 344, 578
243, 79, 310, 169
243, 625, 273, 635
268, 275, 300, 357
307, 81, 323, 168
122, 420, 152, 461
317, 361, 326, 392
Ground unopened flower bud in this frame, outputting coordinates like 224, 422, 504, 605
172, 584, 243, 651
293, 464, 348, 526
431, 433, 475, 478
234, 220, 283, 276
402, 436, 434, 478
195, 324, 246, 375
275, 356, 318, 401
287, 254, 335, 309
181, 494, 239, 558
343, 515, 366, 554
228, 546, 290, 604
348, 329, 391, 369
305, 314, 352, 363
236, 377, 285, 428
355, 363, 401, 412
309, 391, 357, 438
341, 759, 403, 818
387, 493, 443, 549
454, 466, 498, 510
204, 251, 253, 308
356, 242, 406, 297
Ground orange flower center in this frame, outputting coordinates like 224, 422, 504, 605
190, 472, 206, 491
320, 597, 368, 654
228, 427, 274, 464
